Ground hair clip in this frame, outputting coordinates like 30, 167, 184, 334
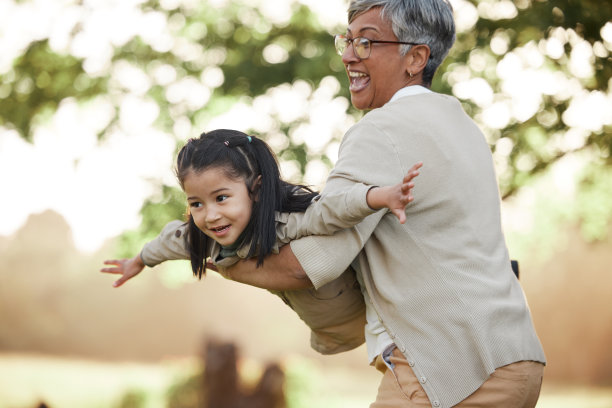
224, 136, 254, 148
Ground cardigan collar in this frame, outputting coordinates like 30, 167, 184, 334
388, 85, 431, 105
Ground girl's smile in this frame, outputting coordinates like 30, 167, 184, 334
183, 166, 254, 247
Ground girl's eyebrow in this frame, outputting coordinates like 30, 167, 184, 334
211, 187, 229, 195
186, 187, 228, 201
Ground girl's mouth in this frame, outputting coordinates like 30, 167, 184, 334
210, 225, 230, 235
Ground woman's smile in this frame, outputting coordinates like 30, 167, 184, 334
348, 69, 370, 92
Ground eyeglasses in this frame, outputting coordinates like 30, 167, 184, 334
334, 34, 419, 60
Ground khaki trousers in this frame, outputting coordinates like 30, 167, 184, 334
371, 347, 544, 408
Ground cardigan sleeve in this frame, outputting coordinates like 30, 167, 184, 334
291, 120, 406, 289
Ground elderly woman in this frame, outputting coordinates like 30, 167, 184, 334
222, 0, 546, 407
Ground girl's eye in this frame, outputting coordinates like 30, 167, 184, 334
189, 202, 203, 208
216, 194, 229, 203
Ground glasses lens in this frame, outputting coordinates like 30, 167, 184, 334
354, 37, 371, 59
334, 35, 347, 56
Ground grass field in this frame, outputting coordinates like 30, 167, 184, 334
1, 353, 610, 408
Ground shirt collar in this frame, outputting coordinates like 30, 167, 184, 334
388, 85, 432, 104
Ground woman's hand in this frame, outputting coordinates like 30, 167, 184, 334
100, 255, 146, 288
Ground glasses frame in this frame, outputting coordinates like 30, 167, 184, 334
334, 34, 419, 60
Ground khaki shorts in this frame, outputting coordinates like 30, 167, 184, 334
372, 347, 544, 408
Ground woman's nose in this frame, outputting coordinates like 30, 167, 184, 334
342, 41, 359, 64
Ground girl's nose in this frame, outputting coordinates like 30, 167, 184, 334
205, 208, 221, 223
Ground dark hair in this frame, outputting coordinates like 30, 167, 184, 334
176, 129, 318, 279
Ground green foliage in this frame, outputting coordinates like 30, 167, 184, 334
1, 40, 107, 141
451, 0, 612, 200
166, 371, 203, 408
3, 0, 612, 253
116, 389, 148, 408
574, 164, 612, 241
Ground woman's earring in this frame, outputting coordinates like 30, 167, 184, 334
409, 71, 414, 78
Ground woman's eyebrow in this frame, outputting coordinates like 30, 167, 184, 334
358, 26, 379, 35
347, 26, 380, 36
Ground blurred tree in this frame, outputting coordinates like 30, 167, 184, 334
1, 0, 611, 253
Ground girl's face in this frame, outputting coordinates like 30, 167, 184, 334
183, 166, 254, 247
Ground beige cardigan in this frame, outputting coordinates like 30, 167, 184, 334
140, 183, 376, 354
290, 92, 546, 407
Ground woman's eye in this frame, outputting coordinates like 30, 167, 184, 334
189, 202, 203, 208
216, 194, 229, 202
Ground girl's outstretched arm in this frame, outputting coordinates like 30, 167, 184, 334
366, 162, 423, 224
100, 220, 190, 288
101, 255, 146, 288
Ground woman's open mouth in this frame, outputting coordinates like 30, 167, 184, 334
349, 70, 369, 92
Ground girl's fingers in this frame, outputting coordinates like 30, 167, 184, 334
103, 259, 124, 266
100, 267, 122, 274
401, 182, 415, 193
392, 209, 407, 224
404, 162, 423, 182
404, 171, 419, 183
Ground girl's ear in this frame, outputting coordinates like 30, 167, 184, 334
250, 175, 262, 201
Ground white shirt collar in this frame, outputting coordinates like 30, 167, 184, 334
388, 85, 432, 104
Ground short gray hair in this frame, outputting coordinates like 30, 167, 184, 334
348, 0, 456, 86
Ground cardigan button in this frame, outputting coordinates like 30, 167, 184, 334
432, 401, 440, 407
408, 361, 415, 367
419, 376, 427, 384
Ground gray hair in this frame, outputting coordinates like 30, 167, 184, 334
348, 0, 456, 86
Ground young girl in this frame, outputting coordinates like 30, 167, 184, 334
102, 129, 421, 354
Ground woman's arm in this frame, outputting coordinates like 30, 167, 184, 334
218, 244, 313, 290
226, 162, 423, 291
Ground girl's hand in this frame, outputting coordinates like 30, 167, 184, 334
100, 255, 146, 288
366, 162, 422, 224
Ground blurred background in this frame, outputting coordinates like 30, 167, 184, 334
0, 0, 611, 407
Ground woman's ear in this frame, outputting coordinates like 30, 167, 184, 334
406, 44, 430, 77
250, 175, 262, 201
